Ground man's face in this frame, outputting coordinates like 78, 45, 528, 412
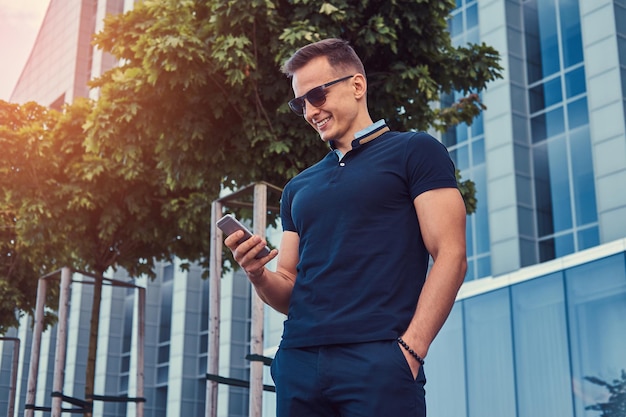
291, 56, 359, 146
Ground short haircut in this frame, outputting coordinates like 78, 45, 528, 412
281, 38, 366, 78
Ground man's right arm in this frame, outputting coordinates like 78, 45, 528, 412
224, 230, 299, 315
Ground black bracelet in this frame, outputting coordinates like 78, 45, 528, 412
397, 337, 425, 366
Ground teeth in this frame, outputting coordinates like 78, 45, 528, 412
316, 117, 330, 128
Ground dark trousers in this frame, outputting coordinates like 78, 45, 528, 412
270, 340, 427, 417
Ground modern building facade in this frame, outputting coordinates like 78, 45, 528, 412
1, 0, 626, 416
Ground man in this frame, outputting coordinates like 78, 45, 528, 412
224, 38, 467, 416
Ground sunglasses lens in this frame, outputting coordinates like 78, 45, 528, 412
288, 98, 305, 115
307, 87, 327, 107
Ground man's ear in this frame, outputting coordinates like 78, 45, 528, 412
353, 73, 367, 99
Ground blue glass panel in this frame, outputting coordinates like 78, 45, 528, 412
554, 232, 574, 257
530, 77, 563, 113
471, 109, 484, 136
466, 4, 478, 29
577, 226, 599, 250
427, 305, 467, 417
456, 0, 463, 8
524, 0, 543, 83
548, 135, 573, 232
465, 258, 475, 281
539, 237, 555, 262
565, 67, 586, 98
570, 126, 597, 225
533, 142, 554, 235
531, 107, 564, 142
476, 255, 491, 278
565, 254, 626, 417
512, 272, 574, 417
450, 12, 463, 38
538, 0, 560, 78
546, 106, 565, 138
471, 138, 485, 165
457, 122, 469, 143
559, 0, 584, 67
464, 289, 516, 416
531, 114, 547, 143
450, 144, 469, 171
466, 215, 474, 256
474, 165, 490, 253
568, 97, 589, 130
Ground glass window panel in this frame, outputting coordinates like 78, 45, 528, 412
471, 110, 484, 136
568, 97, 589, 130
159, 282, 173, 342
456, 0, 463, 8
534, 142, 554, 235
450, 144, 469, 171
531, 113, 548, 142
466, 4, 478, 29
449, 12, 463, 38
471, 138, 485, 165
538, 0, 560, 78
577, 226, 599, 250
457, 122, 469, 143
466, 216, 474, 257
157, 365, 169, 385
426, 305, 467, 417
547, 135, 572, 232
512, 272, 574, 417
465, 258, 475, 281
158, 344, 170, 363
546, 106, 565, 138
473, 165, 490, 253
524, 0, 543, 83
539, 237, 556, 262
476, 255, 491, 278
565, 67, 586, 98
529, 84, 546, 113
559, 0, 584, 67
565, 255, 626, 417
570, 127, 597, 225
554, 232, 575, 257
464, 289, 517, 416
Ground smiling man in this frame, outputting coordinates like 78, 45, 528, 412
224, 38, 467, 417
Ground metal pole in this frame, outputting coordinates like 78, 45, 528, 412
25, 277, 48, 417
249, 183, 267, 417
206, 200, 223, 417
51, 267, 72, 417
136, 286, 145, 417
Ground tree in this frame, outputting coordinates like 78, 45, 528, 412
0, 98, 209, 414
585, 370, 626, 417
89, 0, 502, 220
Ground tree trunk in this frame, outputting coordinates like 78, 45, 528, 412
84, 271, 104, 417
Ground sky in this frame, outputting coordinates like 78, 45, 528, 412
0, 0, 50, 101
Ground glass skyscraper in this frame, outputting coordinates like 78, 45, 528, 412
1, 0, 626, 416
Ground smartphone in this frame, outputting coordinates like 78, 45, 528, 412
216, 214, 271, 259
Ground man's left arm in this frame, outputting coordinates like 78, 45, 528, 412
400, 187, 468, 378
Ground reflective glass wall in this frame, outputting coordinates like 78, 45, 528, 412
445, 0, 492, 280
524, 0, 599, 262
428, 251, 626, 417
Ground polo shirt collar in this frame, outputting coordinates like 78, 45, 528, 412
330, 119, 390, 156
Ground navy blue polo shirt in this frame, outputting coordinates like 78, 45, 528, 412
279, 120, 458, 348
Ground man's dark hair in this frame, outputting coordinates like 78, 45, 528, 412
281, 38, 366, 78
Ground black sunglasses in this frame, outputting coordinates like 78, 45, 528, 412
288, 75, 355, 116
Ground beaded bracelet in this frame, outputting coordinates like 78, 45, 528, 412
397, 337, 425, 366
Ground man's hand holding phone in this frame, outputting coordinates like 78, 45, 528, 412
217, 214, 278, 282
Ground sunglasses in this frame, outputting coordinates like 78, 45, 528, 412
288, 75, 355, 116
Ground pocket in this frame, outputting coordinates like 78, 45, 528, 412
390, 340, 418, 381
